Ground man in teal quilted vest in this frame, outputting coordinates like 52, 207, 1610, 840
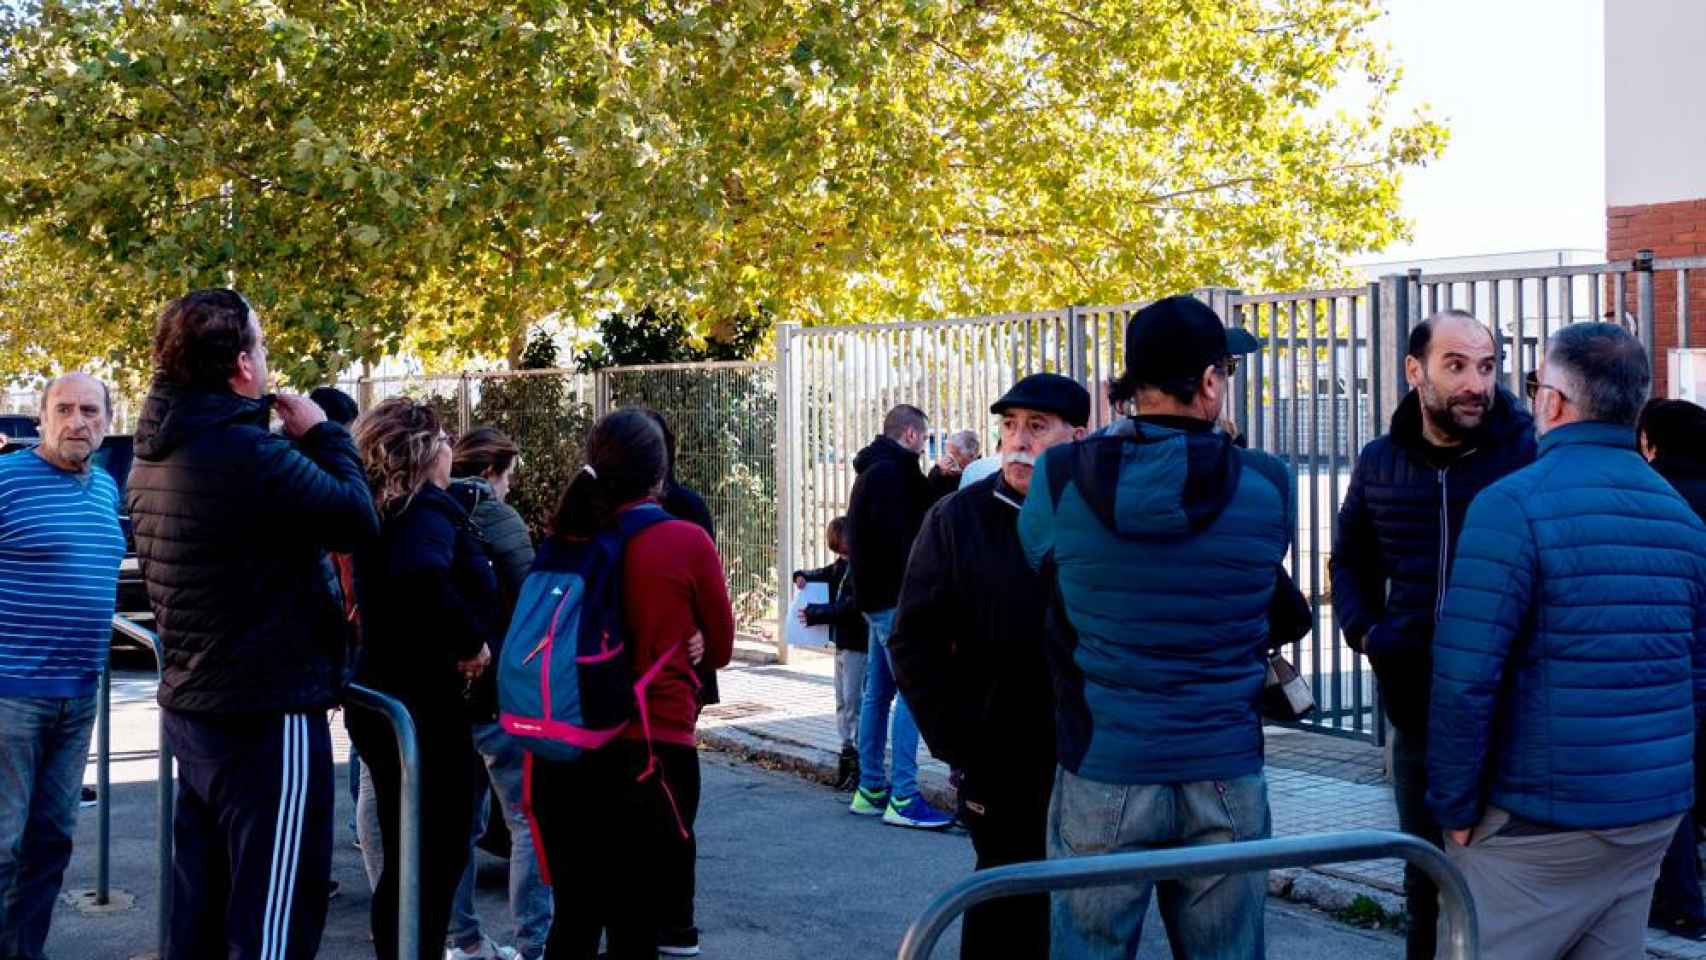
1019, 296, 1292, 959
1429, 322, 1706, 959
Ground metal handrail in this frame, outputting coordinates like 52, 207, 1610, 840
108, 614, 171, 958
895, 829, 1478, 960
342, 683, 423, 960
107, 616, 424, 959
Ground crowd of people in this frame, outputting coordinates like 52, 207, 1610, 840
807, 295, 1706, 960
0, 288, 733, 960
6, 282, 1706, 960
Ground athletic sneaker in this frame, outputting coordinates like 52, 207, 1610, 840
849, 784, 889, 816
883, 793, 954, 830
657, 927, 701, 956
444, 935, 521, 960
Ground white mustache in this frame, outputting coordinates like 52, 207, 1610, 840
1002, 451, 1037, 468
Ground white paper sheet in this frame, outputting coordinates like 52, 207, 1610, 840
785, 582, 833, 649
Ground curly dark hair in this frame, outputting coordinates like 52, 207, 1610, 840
152, 289, 258, 390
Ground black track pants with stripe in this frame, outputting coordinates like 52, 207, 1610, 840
162, 709, 334, 960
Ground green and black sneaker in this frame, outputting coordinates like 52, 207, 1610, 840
849, 784, 889, 816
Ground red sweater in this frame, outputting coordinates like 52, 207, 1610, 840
620, 509, 735, 746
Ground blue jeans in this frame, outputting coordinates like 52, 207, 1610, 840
0, 695, 97, 960
858, 609, 921, 799
1047, 766, 1270, 960
448, 722, 553, 959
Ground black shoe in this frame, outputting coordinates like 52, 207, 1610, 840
1651, 912, 1706, 941
80, 786, 97, 808
834, 746, 860, 792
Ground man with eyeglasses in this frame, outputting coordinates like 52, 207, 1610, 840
1329, 308, 1534, 960
1428, 322, 1706, 959
1018, 296, 1288, 957
127, 289, 379, 960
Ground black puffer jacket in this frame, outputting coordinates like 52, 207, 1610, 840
1329, 387, 1535, 734
127, 384, 379, 714
847, 435, 933, 613
890, 475, 1053, 776
1654, 455, 1706, 521
354, 484, 499, 713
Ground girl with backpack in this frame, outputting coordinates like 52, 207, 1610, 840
524, 409, 734, 959
348, 398, 500, 960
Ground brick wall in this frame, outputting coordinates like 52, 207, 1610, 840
1607, 198, 1706, 397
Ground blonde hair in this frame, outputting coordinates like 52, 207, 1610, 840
354, 397, 445, 512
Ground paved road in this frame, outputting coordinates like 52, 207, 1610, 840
49, 672, 1402, 958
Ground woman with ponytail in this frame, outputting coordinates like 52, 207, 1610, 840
348, 398, 500, 960
531, 408, 735, 960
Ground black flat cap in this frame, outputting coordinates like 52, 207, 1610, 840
990, 373, 1091, 427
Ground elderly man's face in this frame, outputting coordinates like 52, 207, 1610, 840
999, 408, 1083, 495
38, 375, 109, 472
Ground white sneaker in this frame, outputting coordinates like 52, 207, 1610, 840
445, 936, 522, 960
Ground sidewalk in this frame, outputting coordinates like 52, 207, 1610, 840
702, 646, 1706, 960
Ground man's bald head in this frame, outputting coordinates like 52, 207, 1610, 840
41, 373, 111, 420
1404, 310, 1500, 445
1408, 309, 1497, 363
36, 372, 111, 473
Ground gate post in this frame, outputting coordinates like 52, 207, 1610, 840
1375, 275, 1412, 434
1066, 305, 1087, 385
774, 323, 799, 665
1635, 248, 1656, 396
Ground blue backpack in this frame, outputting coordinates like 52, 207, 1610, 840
497, 503, 675, 763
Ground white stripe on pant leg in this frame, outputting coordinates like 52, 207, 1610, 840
272, 716, 309, 959
262, 715, 305, 960
259, 714, 296, 960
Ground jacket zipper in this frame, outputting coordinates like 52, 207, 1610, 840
1434, 447, 1478, 622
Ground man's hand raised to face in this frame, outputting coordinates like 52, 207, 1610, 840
273, 394, 328, 439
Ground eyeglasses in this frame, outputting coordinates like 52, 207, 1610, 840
1523, 373, 1570, 405
1218, 355, 1241, 378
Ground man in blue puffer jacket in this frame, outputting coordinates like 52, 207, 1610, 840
1020, 296, 1291, 960
1429, 322, 1706, 960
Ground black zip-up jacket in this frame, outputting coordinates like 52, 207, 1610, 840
1330, 386, 1535, 734
354, 484, 500, 714
128, 383, 379, 714
794, 558, 868, 653
889, 475, 1054, 777
847, 435, 933, 613
1654, 455, 1706, 521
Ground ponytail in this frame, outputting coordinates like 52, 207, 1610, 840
550, 409, 668, 538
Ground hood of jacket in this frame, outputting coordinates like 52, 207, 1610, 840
134, 380, 273, 462
1387, 385, 1532, 461
448, 475, 494, 515
1065, 415, 1241, 540
853, 434, 922, 475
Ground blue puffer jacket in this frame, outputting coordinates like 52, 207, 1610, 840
1019, 416, 1294, 785
1427, 422, 1706, 831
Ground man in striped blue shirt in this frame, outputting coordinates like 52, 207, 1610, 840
0, 373, 125, 960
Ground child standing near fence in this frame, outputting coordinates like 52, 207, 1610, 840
794, 516, 869, 791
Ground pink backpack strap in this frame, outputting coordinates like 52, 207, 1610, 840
631, 638, 693, 840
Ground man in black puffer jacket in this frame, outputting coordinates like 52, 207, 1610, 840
1330, 309, 1534, 960
127, 289, 379, 960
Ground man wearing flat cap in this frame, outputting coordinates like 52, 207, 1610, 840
890, 372, 1090, 960
1019, 296, 1292, 958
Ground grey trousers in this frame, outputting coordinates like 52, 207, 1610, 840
1443, 806, 1680, 960
834, 650, 867, 749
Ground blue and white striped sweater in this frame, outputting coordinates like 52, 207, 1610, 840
0, 451, 125, 698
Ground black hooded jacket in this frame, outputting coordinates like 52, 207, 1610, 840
846, 435, 934, 613
127, 383, 380, 714
1329, 386, 1535, 734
